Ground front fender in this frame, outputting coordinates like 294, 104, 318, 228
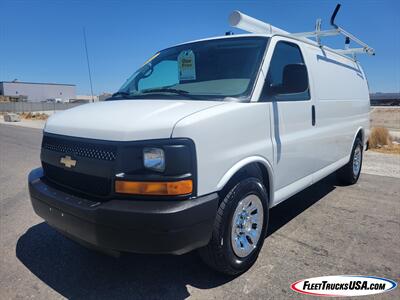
172, 102, 274, 199
216, 156, 274, 206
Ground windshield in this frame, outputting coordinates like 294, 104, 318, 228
109, 37, 268, 101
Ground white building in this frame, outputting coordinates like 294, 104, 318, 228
0, 81, 76, 102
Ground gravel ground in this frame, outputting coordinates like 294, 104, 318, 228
0, 124, 399, 300
370, 106, 400, 131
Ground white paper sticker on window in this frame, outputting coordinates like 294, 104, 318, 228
178, 50, 196, 80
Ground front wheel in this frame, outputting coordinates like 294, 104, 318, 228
337, 137, 363, 185
198, 177, 269, 275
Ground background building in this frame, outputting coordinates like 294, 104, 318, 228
73, 95, 99, 102
0, 81, 76, 102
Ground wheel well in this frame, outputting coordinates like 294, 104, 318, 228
356, 129, 364, 144
218, 162, 270, 203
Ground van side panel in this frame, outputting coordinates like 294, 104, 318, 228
172, 102, 274, 197
303, 45, 370, 171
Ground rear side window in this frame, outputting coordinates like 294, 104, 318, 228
261, 41, 310, 101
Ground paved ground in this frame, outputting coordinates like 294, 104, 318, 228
0, 124, 399, 299
363, 151, 400, 178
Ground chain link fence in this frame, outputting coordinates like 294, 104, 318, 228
0, 102, 85, 113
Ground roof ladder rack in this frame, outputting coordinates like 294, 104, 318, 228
292, 4, 375, 57
229, 4, 375, 58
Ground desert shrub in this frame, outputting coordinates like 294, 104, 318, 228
369, 127, 392, 148
19, 112, 48, 120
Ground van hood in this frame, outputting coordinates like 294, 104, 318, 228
44, 100, 225, 141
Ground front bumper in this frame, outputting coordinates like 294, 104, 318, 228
28, 168, 219, 255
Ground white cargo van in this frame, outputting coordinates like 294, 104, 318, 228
29, 7, 373, 274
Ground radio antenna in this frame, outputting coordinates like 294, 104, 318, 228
83, 27, 95, 102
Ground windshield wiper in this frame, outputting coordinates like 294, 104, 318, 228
141, 88, 190, 96
110, 88, 202, 100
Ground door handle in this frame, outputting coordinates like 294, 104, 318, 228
311, 105, 316, 126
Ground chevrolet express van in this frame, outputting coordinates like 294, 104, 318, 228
29, 9, 372, 274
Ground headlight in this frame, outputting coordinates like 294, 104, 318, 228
143, 147, 165, 172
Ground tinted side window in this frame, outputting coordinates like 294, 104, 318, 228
261, 41, 310, 101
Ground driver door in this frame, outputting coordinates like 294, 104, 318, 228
260, 38, 316, 202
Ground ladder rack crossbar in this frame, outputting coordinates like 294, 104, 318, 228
292, 27, 375, 56
337, 27, 374, 54
334, 48, 368, 55
291, 29, 339, 38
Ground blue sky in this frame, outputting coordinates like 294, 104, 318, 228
1, 0, 399, 94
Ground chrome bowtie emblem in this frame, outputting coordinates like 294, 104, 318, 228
60, 155, 77, 168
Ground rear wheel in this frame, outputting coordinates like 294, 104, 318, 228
198, 177, 269, 275
337, 137, 363, 185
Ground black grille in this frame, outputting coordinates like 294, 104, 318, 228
42, 136, 116, 161
42, 162, 111, 196
41, 134, 117, 197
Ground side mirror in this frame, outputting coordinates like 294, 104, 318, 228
281, 63, 308, 94
260, 63, 309, 102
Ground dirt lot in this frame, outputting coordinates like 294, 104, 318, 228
0, 124, 399, 299
370, 106, 400, 132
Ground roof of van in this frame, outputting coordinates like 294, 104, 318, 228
174, 33, 271, 46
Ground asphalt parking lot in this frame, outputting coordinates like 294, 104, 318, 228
0, 124, 399, 299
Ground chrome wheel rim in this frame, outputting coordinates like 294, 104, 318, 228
231, 194, 264, 258
353, 145, 362, 176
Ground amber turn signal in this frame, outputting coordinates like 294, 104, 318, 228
115, 180, 193, 196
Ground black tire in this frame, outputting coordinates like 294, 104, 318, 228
337, 137, 363, 185
198, 177, 269, 275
